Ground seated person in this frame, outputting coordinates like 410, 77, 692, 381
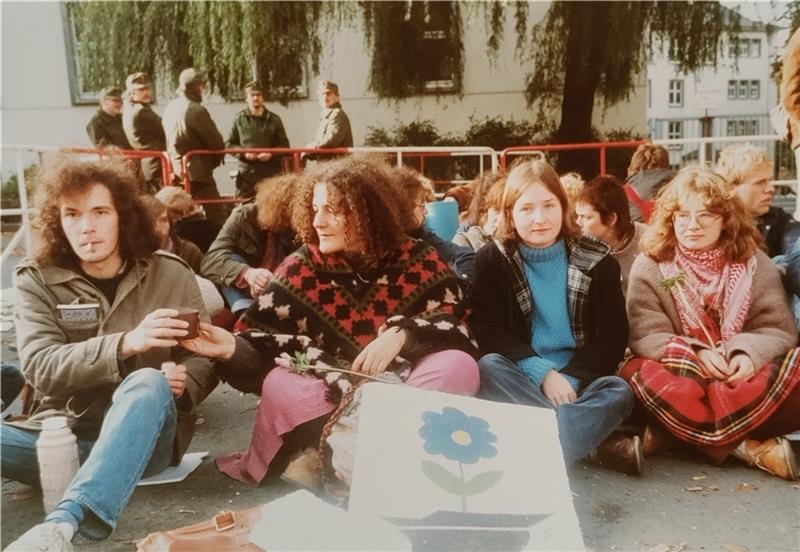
452, 176, 505, 252
141, 195, 203, 272
620, 167, 800, 480
471, 158, 638, 475
460, 170, 505, 231
4, 156, 217, 550
154, 186, 221, 253
559, 171, 585, 206
392, 166, 476, 280
200, 173, 298, 315
182, 156, 480, 487
716, 143, 799, 258
624, 144, 674, 223
575, 175, 647, 294
442, 184, 473, 225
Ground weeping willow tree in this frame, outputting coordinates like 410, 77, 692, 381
362, 1, 463, 98
67, 1, 349, 103
487, 1, 739, 156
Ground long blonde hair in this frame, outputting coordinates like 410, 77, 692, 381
640, 166, 761, 262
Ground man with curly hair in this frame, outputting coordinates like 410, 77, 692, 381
3, 156, 217, 551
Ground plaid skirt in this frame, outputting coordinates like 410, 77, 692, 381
619, 338, 800, 447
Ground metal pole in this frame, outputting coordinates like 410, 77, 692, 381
16, 149, 32, 256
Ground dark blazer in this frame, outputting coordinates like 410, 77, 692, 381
469, 238, 628, 387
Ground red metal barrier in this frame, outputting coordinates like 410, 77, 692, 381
500, 140, 648, 175
62, 147, 173, 188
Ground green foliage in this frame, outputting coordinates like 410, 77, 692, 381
68, 1, 340, 104
362, 1, 463, 98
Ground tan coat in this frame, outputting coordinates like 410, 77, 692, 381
781, 28, 800, 150
626, 250, 797, 369
13, 251, 218, 463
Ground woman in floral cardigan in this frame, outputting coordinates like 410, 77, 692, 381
183, 156, 480, 485
621, 167, 800, 480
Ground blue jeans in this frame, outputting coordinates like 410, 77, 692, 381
221, 253, 255, 314
478, 353, 634, 462
1, 368, 177, 540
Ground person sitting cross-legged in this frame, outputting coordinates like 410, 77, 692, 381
4, 156, 217, 551
620, 167, 800, 480
471, 158, 639, 475
182, 156, 480, 487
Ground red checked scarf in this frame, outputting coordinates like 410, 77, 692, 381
659, 245, 755, 343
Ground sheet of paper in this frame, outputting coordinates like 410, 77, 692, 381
249, 490, 410, 551
137, 451, 208, 486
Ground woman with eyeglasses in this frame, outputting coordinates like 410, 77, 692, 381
621, 167, 800, 480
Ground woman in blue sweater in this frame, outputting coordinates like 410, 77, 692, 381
471, 159, 640, 474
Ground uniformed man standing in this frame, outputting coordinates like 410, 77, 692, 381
86, 86, 132, 150
305, 80, 353, 158
123, 72, 167, 194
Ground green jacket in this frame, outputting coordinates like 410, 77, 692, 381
227, 108, 289, 178
200, 203, 295, 287
13, 252, 218, 463
312, 103, 353, 149
162, 90, 225, 185
86, 109, 132, 150
123, 100, 167, 182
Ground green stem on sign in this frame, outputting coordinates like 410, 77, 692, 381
458, 462, 467, 512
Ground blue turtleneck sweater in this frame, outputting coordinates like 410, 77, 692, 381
517, 239, 580, 391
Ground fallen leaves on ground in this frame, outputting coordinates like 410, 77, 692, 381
684, 484, 719, 494
737, 483, 758, 491
649, 543, 686, 552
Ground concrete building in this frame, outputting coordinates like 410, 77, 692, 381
1, 2, 645, 191
646, 12, 788, 168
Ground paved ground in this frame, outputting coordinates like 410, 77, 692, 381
1, 239, 799, 552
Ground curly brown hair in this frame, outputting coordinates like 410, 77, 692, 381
640, 166, 761, 262
292, 156, 408, 260
495, 158, 578, 247
389, 165, 435, 231
32, 154, 161, 268
465, 171, 505, 227
255, 173, 302, 232
627, 144, 670, 176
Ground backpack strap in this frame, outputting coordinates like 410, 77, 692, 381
624, 183, 653, 223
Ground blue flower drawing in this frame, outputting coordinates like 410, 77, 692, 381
420, 407, 498, 464
419, 407, 502, 511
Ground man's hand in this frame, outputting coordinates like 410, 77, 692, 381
243, 268, 272, 297
697, 349, 731, 380
161, 361, 187, 397
726, 353, 756, 382
244, 152, 258, 161
351, 327, 406, 376
256, 152, 272, 162
121, 309, 188, 359
180, 322, 237, 360
541, 370, 577, 407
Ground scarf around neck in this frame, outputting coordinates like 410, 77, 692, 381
659, 244, 755, 343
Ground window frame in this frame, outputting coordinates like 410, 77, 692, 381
668, 79, 684, 107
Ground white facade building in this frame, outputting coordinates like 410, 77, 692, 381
1, 2, 645, 190
646, 13, 788, 167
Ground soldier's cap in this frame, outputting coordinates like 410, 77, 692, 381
244, 81, 264, 94
179, 68, 205, 89
318, 80, 339, 94
125, 72, 150, 90
100, 86, 123, 101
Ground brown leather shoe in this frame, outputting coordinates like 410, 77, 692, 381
735, 437, 798, 481
281, 447, 323, 491
591, 434, 643, 476
642, 424, 680, 456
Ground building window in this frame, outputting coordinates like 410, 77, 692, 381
667, 121, 683, 149
61, 4, 101, 105
727, 80, 737, 99
749, 80, 760, 99
729, 37, 762, 59
668, 79, 683, 107
737, 81, 748, 99
420, 2, 459, 92
726, 119, 760, 136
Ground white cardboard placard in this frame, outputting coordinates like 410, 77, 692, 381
348, 384, 584, 551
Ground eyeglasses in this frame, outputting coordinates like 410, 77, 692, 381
672, 210, 721, 228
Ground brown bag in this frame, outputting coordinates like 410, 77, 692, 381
136, 507, 265, 551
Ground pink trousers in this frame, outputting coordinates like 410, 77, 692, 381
216, 349, 480, 485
